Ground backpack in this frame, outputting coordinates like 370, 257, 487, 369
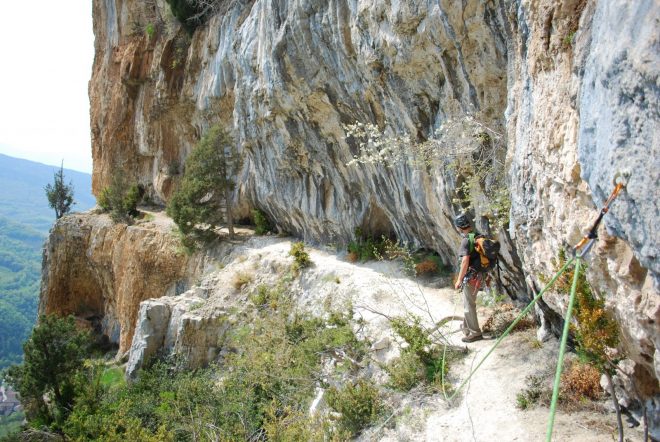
468, 233, 500, 272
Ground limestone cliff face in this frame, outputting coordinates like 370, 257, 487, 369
504, 0, 659, 415
40, 212, 203, 354
39, 0, 658, 427
90, 0, 510, 252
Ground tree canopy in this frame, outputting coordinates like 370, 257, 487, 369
167, 125, 241, 244
4, 315, 91, 427
44, 163, 74, 219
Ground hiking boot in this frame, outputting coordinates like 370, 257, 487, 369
461, 334, 483, 343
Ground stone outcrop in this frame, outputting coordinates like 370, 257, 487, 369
126, 283, 231, 378
126, 237, 452, 378
40, 211, 203, 354
37, 0, 658, 432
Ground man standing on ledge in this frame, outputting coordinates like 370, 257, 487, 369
454, 214, 484, 343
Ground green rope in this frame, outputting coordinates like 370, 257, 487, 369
448, 256, 576, 402
546, 257, 581, 441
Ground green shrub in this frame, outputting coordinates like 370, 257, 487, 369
145, 23, 155, 38
0, 411, 24, 438
515, 373, 550, 410
386, 350, 426, 391
390, 316, 433, 360
100, 367, 125, 390
4, 315, 92, 427
346, 231, 415, 275
250, 284, 283, 310
98, 173, 141, 223
551, 249, 620, 370
326, 379, 384, 436
167, 125, 241, 245
164, 0, 206, 33
252, 208, 273, 235
563, 31, 576, 48
516, 391, 531, 410
45, 163, 75, 219
263, 403, 326, 441
347, 237, 385, 262
389, 315, 465, 391
56, 283, 367, 441
289, 241, 311, 270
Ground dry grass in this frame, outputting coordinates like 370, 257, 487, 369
482, 303, 535, 336
561, 361, 602, 402
414, 259, 438, 275
517, 359, 605, 412
232, 271, 253, 290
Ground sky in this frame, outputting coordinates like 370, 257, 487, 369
0, 1, 94, 174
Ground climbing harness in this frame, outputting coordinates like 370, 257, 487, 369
444, 179, 626, 442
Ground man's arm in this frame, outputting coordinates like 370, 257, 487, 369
454, 255, 470, 289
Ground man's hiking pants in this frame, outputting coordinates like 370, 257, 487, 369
462, 275, 482, 337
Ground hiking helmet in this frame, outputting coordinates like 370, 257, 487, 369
454, 213, 471, 229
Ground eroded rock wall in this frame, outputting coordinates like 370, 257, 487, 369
90, 0, 513, 256
505, 0, 659, 419
40, 212, 202, 354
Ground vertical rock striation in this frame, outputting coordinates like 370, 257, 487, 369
89, 0, 512, 256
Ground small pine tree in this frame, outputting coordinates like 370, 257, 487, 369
4, 315, 91, 426
45, 163, 75, 219
167, 125, 242, 243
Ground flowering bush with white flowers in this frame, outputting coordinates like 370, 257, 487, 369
344, 113, 510, 229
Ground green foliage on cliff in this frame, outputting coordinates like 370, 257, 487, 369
9, 282, 381, 440
386, 315, 465, 393
44, 164, 75, 220
0, 155, 94, 372
252, 208, 273, 235
551, 249, 620, 371
167, 125, 242, 245
98, 172, 141, 223
4, 315, 92, 428
326, 379, 384, 437
165, 0, 208, 33
289, 241, 311, 270
0, 153, 95, 234
0, 410, 24, 438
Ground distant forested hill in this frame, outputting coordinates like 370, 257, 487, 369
0, 154, 95, 233
0, 154, 95, 369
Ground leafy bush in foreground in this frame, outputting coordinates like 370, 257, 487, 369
54, 284, 368, 441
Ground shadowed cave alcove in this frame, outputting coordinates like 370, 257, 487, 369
359, 203, 396, 242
